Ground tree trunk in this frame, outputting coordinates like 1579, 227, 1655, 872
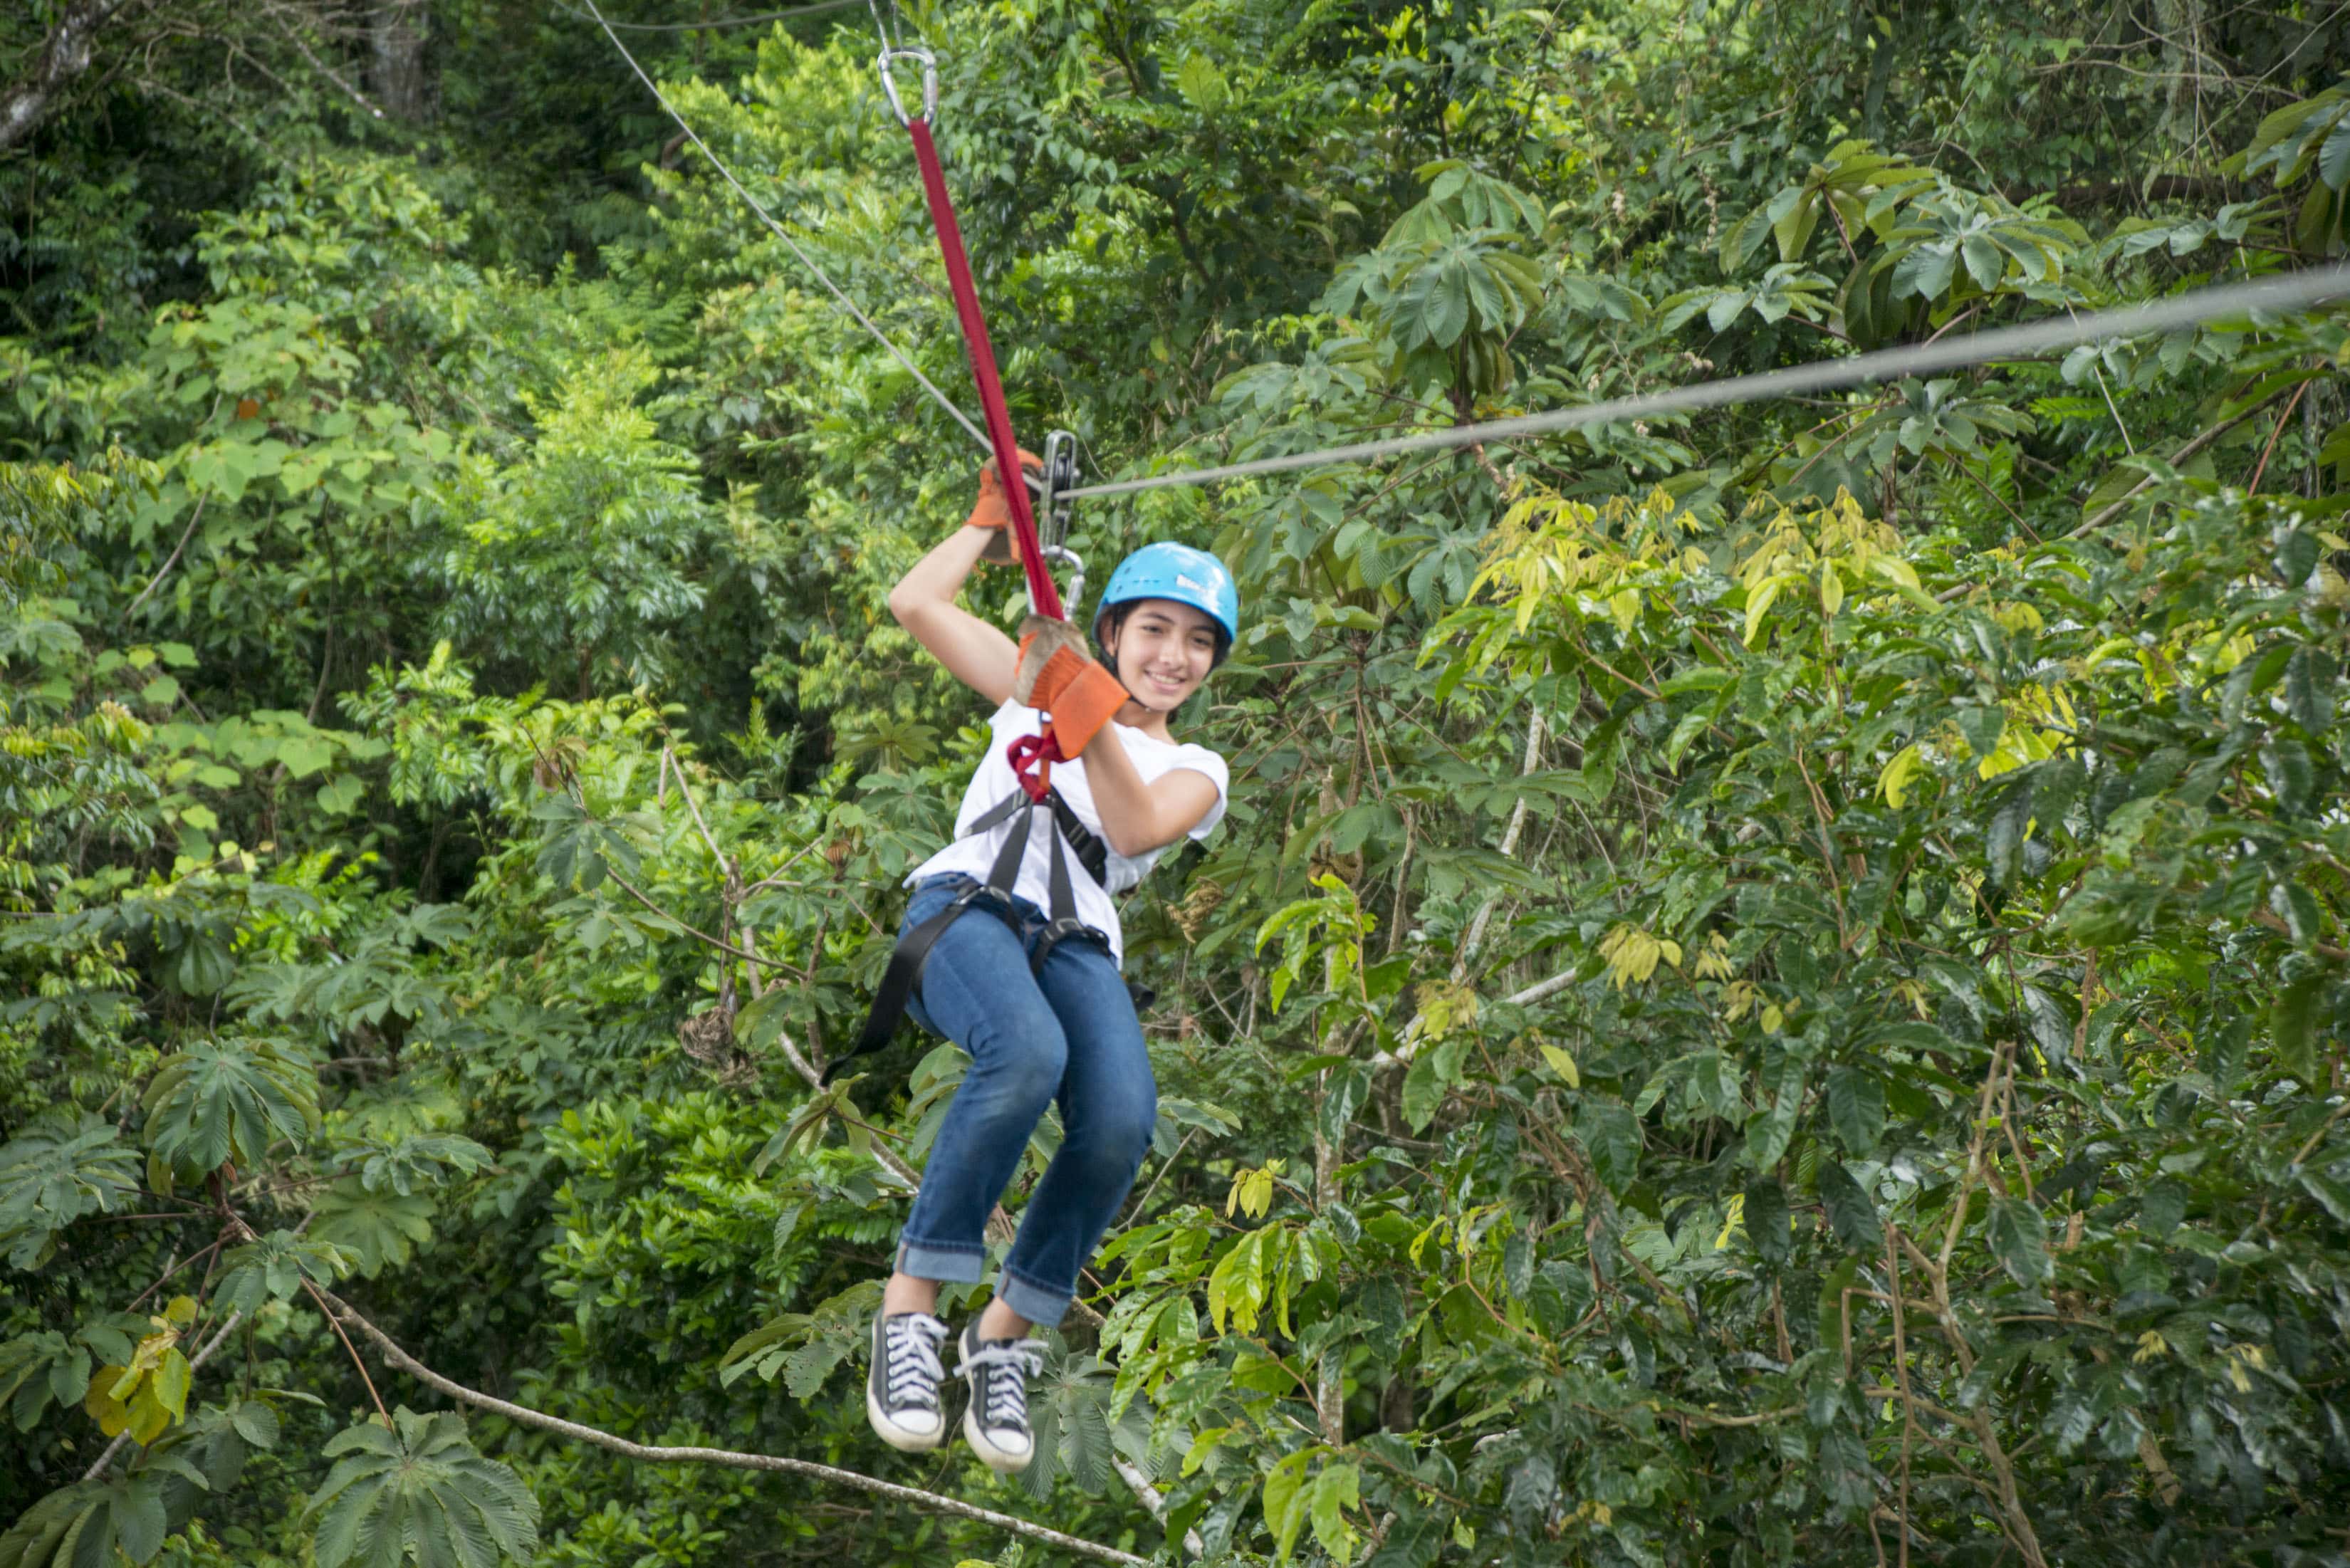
365, 0, 432, 122
0, 0, 142, 151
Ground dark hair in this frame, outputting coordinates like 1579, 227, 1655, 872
1093, 599, 1232, 671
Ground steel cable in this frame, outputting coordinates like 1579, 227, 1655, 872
553, 0, 866, 33
575, 0, 2347, 516
575, 0, 993, 452
1063, 266, 2350, 499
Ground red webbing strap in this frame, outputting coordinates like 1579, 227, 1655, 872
904, 118, 1062, 622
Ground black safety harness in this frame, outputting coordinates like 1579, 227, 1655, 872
826, 786, 1114, 1084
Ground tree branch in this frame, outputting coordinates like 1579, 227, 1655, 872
318, 1292, 1149, 1567
0, 0, 157, 150
124, 491, 208, 620
2067, 385, 2293, 538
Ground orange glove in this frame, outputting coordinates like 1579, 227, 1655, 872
966, 449, 1042, 565
1013, 616, 1127, 756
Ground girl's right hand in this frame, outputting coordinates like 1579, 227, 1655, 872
966, 450, 1040, 565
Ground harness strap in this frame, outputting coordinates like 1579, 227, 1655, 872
1030, 795, 1095, 974
885, 64, 1077, 803
899, 116, 1059, 622
830, 787, 1113, 1082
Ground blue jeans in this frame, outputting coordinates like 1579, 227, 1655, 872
895, 874, 1156, 1327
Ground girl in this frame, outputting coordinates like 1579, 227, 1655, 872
865, 456, 1240, 1473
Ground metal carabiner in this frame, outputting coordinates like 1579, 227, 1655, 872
875, 47, 938, 127
1037, 431, 1085, 616
1044, 545, 1085, 621
1038, 430, 1079, 553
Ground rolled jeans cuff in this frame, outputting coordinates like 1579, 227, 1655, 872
896, 1237, 986, 1285
998, 1265, 1072, 1329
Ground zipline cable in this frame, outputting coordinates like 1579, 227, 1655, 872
554, 0, 865, 32
579, 0, 2346, 521
1063, 264, 2350, 499
574, 0, 994, 454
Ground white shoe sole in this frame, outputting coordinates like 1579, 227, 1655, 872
866, 1384, 945, 1453
963, 1404, 1034, 1473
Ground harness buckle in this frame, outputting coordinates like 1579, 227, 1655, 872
875, 47, 938, 127
1032, 916, 1107, 972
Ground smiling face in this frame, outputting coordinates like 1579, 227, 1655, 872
1098, 597, 1223, 714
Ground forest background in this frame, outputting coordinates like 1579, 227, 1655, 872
5, 0, 2350, 1563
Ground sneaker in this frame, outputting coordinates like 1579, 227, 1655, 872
958, 1321, 1045, 1473
866, 1310, 950, 1452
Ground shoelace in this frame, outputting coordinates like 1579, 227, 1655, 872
883, 1314, 948, 1409
961, 1339, 1045, 1431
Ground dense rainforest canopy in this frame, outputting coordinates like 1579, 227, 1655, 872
6, 0, 2350, 1562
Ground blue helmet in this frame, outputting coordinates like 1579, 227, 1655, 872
1092, 543, 1241, 654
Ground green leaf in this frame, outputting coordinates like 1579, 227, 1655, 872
1744, 1054, 1806, 1170
1175, 52, 1228, 113
309, 1181, 435, 1277
1576, 1099, 1641, 1192
2270, 881, 2323, 946
216, 1230, 350, 1314
2322, 113, 2350, 191
276, 736, 334, 779
1309, 1461, 1362, 1562
0, 1333, 90, 1433
1720, 204, 1775, 273
2284, 648, 2334, 734
1825, 1067, 1886, 1155
229, 1399, 283, 1449
1261, 1450, 1313, 1563
2272, 973, 2326, 1084
306, 1407, 539, 1568
1390, 1039, 1441, 1131
1817, 1160, 1883, 1253
2261, 738, 2317, 817
1985, 1194, 2052, 1286
1960, 233, 2004, 291
0, 1114, 140, 1270
317, 775, 366, 815
1772, 192, 1822, 262
0, 1473, 176, 1568
147, 1349, 191, 1423
1744, 1175, 1790, 1263
140, 1038, 320, 1183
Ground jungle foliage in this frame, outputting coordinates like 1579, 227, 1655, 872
5, 0, 2350, 1564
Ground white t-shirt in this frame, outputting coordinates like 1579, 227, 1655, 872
906, 700, 1229, 966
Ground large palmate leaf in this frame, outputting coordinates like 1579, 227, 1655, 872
140, 1038, 320, 1186
307, 1181, 434, 1275
352, 1134, 492, 1197
0, 1468, 193, 1568
0, 1114, 140, 1269
304, 1408, 539, 1568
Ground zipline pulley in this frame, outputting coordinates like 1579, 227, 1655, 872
1038, 429, 1084, 617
